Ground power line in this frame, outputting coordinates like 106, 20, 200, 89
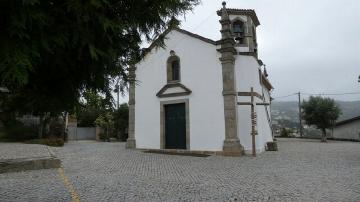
302, 92, 360, 96
274, 91, 360, 99
273, 93, 297, 99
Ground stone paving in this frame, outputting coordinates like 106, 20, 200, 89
0, 169, 71, 202
0, 138, 360, 201
0, 143, 53, 160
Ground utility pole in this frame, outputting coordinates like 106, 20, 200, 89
298, 92, 303, 137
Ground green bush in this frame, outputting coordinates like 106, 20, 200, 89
1, 120, 38, 141
48, 118, 65, 139
98, 132, 108, 141
25, 138, 64, 147
113, 104, 129, 141
280, 128, 293, 137
43, 138, 64, 147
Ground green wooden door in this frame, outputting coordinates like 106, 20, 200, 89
165, 103, 186, 149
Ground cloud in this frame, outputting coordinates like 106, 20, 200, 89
180, 0, 360, 101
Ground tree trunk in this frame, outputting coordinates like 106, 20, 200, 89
38, 115, 44, 139
106, 126, 109, 142
38, 113, 51, 139
321, 128, 327, 142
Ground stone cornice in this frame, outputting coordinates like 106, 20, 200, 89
156, 83, 192, 98
217, 47, 237, 55
217, 8, 260, 26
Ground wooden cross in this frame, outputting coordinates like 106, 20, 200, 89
237, 87, 270, 156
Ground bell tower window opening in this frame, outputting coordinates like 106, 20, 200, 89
232, 20, 244, 44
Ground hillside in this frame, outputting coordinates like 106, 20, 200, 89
271, 100, 360, 129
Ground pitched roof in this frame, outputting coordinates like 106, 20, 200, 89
142, 27, 218, 57
216, 8, 260, 26
174, 28, 218, 45
335, 116, 360, 126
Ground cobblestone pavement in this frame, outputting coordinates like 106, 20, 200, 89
0, 169, 71, 202
0, 143, 52, 160
1, 138, 360, 201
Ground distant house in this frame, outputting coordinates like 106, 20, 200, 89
331, 116, 360, 141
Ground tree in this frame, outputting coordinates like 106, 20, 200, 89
95, 112, 114, 141
113, 103, 129, 141
0, 0, 199, 115
76, 90, 112, 127
280, 128, 293, 138
301, 96, 341, 142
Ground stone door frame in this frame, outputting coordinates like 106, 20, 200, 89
160, 99, 190, 150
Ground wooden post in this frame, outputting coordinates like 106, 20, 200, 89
251, 87, 256, 157
237, 89, 269, 157
298, 92, 303, 137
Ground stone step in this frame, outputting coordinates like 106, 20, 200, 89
0, 157, 61, 174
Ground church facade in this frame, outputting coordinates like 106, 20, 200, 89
126, 3, 274, 156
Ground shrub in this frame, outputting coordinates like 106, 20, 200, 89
98, 132, 108, 141
280, 128, 293, 137
25, 138, 64, 147
45, 138, 64, 147
1, 120, 38, 141
48, 118, 65, 139
113, 104, 129, 141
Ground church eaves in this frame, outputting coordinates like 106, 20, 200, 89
141, 27, 218, 58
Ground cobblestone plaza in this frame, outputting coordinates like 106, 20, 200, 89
0, 139, 359, 201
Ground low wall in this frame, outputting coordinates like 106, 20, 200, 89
68, 126, 97, 141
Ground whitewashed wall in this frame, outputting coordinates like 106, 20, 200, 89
135, 30, 226, 151
235, 55, 273, 153
333, 120, 360, 140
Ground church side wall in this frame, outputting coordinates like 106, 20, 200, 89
135, 30, 225, 151
258, 85, 273, 149
235, 55, 273, 153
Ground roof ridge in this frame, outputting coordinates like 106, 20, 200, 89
336, 115, 360, 126
173, 28, 217, 45
142, 27, 218, 58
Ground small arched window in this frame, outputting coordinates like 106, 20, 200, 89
167, 51, 181, 82
171, 60, 180, 81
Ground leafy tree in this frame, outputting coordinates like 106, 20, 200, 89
76, 90, 112, 127
113, 103, 129, 141
280, 128, 293, 137
95, 112, 114, 141
301, 96, 341, 142
0, 0, 199, 115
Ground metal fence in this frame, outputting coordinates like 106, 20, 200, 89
67, 126, 96, 141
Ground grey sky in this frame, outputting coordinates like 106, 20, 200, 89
179, 0, 360, 101
118, 0, 360, 104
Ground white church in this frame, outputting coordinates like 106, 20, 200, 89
126, 2, 274, 156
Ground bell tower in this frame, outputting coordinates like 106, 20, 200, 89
217, 4, 260, 57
